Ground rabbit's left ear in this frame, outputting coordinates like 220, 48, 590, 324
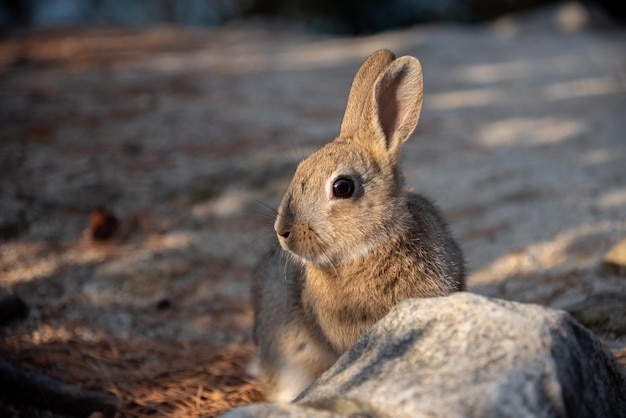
358, 56, 423, 158
340, 49, 396, 139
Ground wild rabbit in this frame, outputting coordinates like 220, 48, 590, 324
251, 49, 465, 403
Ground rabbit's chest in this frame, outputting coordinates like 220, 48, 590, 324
302, 269, 396, 353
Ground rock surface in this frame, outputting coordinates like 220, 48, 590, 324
225, 292, 626, 418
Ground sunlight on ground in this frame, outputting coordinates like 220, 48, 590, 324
0, 230, 196, 285
457, 55, 583, 84
581, 148, 618, 166
1, 242, 62, 284
147, 28, 424, 75
542, 76, 624, 101
428, 88, 502, 109
598, 189, 626, 209
469, 220, 620, 286
192, 190, 256, 218
477, 117, 587, 147
269, 30, 424, 71
428, 76, 623, 111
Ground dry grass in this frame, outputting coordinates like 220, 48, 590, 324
1, 334, 264, 417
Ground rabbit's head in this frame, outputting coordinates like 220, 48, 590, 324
275, 50, 424, 267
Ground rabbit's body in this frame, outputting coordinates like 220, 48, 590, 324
251, 50, 465, 403
303, 191, 464, 353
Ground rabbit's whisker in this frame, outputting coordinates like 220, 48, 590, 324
288, 132, 307, 162
246, 197, 279, 216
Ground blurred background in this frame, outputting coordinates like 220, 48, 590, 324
1, 0, 625, 32
1, 1, 625, 417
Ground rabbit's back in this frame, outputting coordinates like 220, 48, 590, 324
405, 191, 465, 292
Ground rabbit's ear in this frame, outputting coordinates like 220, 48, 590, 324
358, 56, 423, 157
340, 50, 396, 138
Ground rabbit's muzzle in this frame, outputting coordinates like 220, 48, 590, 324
275, 213, 331, 266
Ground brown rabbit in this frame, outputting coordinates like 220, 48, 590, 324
251, 49, 465, 403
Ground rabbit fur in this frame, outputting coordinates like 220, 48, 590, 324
251, 49, 465, 403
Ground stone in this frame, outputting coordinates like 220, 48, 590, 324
600, 238, 626, 277
225, 292, 626, 418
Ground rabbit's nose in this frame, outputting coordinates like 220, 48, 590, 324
274, 207, 292, 240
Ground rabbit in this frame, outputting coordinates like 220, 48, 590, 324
251, 49, 465, 404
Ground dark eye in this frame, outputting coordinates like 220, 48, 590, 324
332, 177, 355, 199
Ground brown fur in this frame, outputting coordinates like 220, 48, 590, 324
252, 50, 465, 403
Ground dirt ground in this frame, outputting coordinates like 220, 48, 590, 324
1, 2, 625, 417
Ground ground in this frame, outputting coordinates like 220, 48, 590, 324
1, 2, 625, 417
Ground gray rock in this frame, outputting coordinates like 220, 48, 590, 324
226, 292, 626, 418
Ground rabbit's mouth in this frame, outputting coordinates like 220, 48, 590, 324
278, 227, 379, 268
276, 226, 338, 267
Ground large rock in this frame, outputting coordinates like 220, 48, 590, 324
225, 292, 626, 418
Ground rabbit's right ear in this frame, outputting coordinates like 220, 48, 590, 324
340, 50, 396, 139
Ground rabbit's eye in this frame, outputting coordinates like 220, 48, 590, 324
332, 177, 355, 199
